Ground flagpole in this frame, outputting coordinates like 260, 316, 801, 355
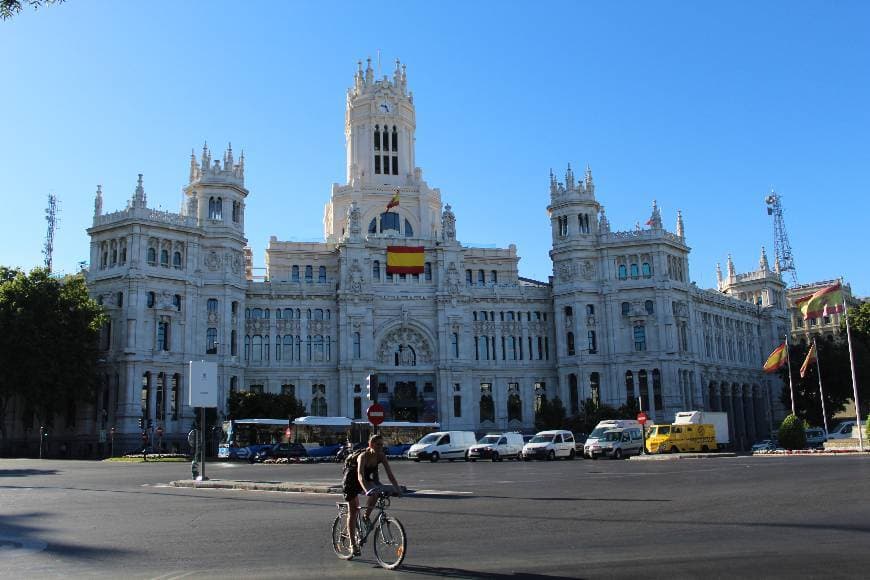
812, 338, 829, 436
842, 298, 864, 452
785, 334, 796, 415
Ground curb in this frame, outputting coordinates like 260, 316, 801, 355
629, 452, 738, 461
170, 479, 341, 494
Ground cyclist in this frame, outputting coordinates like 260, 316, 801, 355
343, 433, 401, 555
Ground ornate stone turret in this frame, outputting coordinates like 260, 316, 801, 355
128, 174, 147, 210
647, 199, 662, 229
94, 184, 103, 217
584, 164, 594, 196
716, 262, 723, 288
727, 254, 736, 279
189, 142, 245, 186
676, 210, 684, 238
599, 206, 610, 234
759, 246, 770, 272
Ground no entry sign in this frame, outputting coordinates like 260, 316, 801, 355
367, 403, 386, 426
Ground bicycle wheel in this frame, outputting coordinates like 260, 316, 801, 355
373, 515, 407, 570
332, 513, 355, 560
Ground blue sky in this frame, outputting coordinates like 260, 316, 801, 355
2, 1, 868, 295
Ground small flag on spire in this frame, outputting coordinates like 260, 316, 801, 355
386, 188, 400, 211
763, 343, 788, 373
800, 342, 817, 379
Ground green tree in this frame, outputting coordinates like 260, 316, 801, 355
777, 414, 806, 450
1, 0, 64, 20
534, 396, 566, 431
0, 268, 105, 440
227, 391, 306, 420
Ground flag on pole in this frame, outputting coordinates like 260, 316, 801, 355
386, 246, 424, 274
800, 342, 817, 379
386, 189, 400, 211
763, 343, 788, 373
795, 283, 845, 321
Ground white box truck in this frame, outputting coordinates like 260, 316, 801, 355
674, 411, 730, 449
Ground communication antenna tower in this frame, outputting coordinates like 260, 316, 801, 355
43, 193, 59, 273
764, 189, 797, 286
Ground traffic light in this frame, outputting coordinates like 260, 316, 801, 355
365, 373, 378, 402
138, 418, 144, 430
365, 374, 372, 401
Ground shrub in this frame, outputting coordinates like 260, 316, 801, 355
777, 414, 806, 450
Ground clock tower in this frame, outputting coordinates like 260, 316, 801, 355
345, 57, 416, 187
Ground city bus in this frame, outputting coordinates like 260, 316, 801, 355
292, 416, 356, 457
218, 418, 290, 460
352, 420, 440, 455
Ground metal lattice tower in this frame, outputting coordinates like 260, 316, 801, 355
765, 190, 797, 286
43, 193, 59, 273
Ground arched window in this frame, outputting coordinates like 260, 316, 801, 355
372, 260, 380, 279
645, 300, 655, 315
404, 219, 414, 237
381, 212, 399, 232
424, 262, 432, 281
618, 264, 627, 280
590, 372, 601, 407
588, 330, 597, 354
304, 265, 313, 283
642, 262, 652, 278
244, 335, 250, 360
318, 266, 326, 283
625, 371, 635, 401
479, 384, 495, 423
173, 251, 182, 269
477, 270, 485, 286
311, 384, 327, 416
465, 270, 472, 285
252, 335, 263, 361
633, 324, 646, 351
155, 373, 165, 421
292, 265, 300, 282
160, 249, 169, 267
147, 291, 155, 308
621, 301, 630, 315
283, 335, 293, 361
147, 247, 157, 266
207, 299, 218, 313
630, 263, 639, 278
206, 328, 217, 354
652, 369, 663, 410
586, 304, 595, 316
490, 270, 498, 285
141, 372, 151, 421
507, 383, 522, 423
567, 332, 575, 356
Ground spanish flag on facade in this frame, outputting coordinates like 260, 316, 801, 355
386, 246, 424, 274
795, 283, 845, 321
763, 342, 788, 373
800, 341, 817, 379
386, 189, 400, 211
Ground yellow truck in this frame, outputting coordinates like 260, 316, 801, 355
645, 423, 717, 454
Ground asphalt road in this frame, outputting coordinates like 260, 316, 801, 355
1, 455, 868, 579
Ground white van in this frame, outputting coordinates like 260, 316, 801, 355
521, 430, 576, 460
584, 419, 641, 458
407, 431, 477, 462
827, 420, 857, 440
587, 427, 644, 459
468, 432, 524, 461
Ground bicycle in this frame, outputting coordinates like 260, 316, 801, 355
332, 489, 407, 570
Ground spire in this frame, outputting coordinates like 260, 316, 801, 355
365, 57, 374, 85
727, 254, 736, 279
226, 142, 234, 168
565, 163, 575, 191
599, 206, 610, 234
131, 174, 147, 209
239, 150, 245, 179
759, 246, 770, 272
200, 141, 210, 171
676, 210, 684, 238
584, 164, 595, 196
549, 169, 557, 195
716, 262, 723, 284
94, 184, 103, 217
189, 149, 197, 183
774, 255, 782, 274
648, 199, 662, 229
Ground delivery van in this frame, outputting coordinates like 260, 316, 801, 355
521, 430, 576, 460
646, 422, 716, 454
468, 432, 524, 461
586, 427, 644, 459
584, 419, 641, 458
407, 431, 477, 462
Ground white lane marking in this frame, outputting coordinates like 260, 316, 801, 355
412, 489, 473, 495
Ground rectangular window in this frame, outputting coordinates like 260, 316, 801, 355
452, 333, 459, 358
634, 325, 646, 351
453, 395, 462, 418
588, 330, 597, 354
392, 155, 398, 175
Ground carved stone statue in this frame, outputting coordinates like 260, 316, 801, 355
442, 204, 456, 241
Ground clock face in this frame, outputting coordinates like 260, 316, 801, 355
379, 101, 390, 113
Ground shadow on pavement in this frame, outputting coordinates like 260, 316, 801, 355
395, 563, 584, 579
407, 491, 669, 503
0, 468, 60, 477
0, 511, 132, 561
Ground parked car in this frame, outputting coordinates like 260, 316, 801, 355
589, 427, 644, 459
254, 442, 307, 462
751, 439, 778, 452
827, 420, 857, 440
521, 430, 576, 460
572, 432, 588, 453
805, 427, 827, 449
386, 442, 412, 456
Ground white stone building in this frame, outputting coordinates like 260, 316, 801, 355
15, 59, 792, 456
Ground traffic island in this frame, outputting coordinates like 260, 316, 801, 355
170, 479, 342, 494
